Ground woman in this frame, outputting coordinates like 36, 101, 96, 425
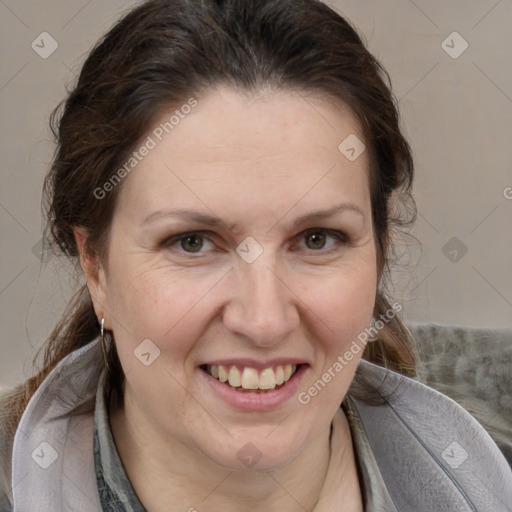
1, 0, 511, 510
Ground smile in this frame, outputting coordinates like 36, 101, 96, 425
201, 364, 300, 392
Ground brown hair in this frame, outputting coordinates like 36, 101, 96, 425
2, 0, 416, 434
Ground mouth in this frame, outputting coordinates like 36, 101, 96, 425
199, 363, 302, 393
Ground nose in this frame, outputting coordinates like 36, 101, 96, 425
222, 259, 300, 348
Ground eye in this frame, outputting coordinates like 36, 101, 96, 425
162, 232, 215, 254
297, 229, 348, 252
179, 234, 204, 253
161, 228, 348, 256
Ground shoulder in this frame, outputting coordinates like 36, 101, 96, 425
0, 386, 22, 512
348, 359, 512, 512
410, 322, 512, 464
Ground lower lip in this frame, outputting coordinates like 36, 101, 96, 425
197, 365, 307, 412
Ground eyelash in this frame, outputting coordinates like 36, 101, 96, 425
160, 228, 350, 256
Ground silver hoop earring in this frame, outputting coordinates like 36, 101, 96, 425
100, 317, 110, 371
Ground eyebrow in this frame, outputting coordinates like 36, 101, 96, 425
290, 203, 365, 229
141, 203, 365, 231
142, 208, 236, 230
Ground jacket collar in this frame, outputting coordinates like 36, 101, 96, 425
12, 336, 103, 510
11, 335, 390, 511
12, 335, 510, 510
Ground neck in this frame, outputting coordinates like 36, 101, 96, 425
109, 393, 361, 512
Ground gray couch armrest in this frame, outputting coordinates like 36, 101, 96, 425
409, 322, 512, 467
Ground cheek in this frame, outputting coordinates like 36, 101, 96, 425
106, 262, 221, 356
324, 285, 375, 359
296, 265, 377, 410
105, 270, 208, 408
299, 260, 377, 341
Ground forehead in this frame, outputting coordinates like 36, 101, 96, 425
113, 86, 371, 225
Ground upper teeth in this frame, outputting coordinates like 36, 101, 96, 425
206, 364, 297, 391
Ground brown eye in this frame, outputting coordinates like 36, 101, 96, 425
296, 229, 348, 253
161, 231, 216, 255
180, 234, 204, 252
305, 231, 327, 250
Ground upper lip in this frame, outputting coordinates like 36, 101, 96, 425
199, 358, 308, 371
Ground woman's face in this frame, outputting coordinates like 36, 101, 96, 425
92, 86, 377, 470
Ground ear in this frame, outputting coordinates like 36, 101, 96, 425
74, 227, 111, 329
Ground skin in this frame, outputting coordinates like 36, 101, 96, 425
76, 86, 378, 511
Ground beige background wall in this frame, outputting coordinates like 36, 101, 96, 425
1, 0, 511, 388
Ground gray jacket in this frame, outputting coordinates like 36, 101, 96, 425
1, 336, 511, 511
